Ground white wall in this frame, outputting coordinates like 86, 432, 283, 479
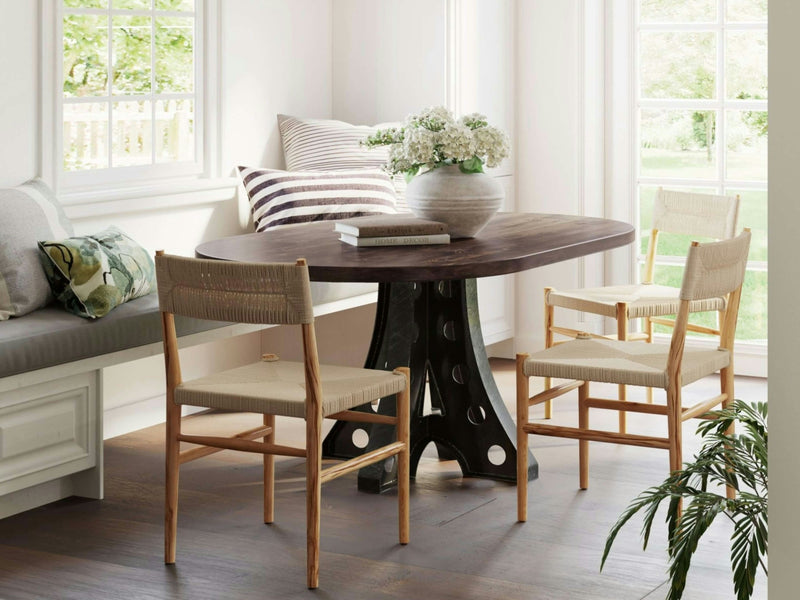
332, 0, 517, 349
514, 0, 606, 352
332, 0, 446, 125
0, 0, 38, 187
767, 0, 799, 595
222, 0, 333, 171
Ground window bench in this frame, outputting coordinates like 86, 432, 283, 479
0, 282, 378, 519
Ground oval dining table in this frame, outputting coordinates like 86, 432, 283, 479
196, 212, 635, 493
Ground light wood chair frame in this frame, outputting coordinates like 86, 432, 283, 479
518, 231, 750, 522
542, 189, 741, 431
157, 253, 410, 589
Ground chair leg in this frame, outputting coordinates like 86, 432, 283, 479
721, 365, 736, 500
516, 354, 530, 522
543, 288, 554, 420
645, 317, 654, 404
666, 384, 683, 516
264, 414, 275, 524
616, 303, 629, 434
165, 401, 181, 564
667, 385, 682, 475
578, 381, 589, 490
395, 368, 410, 545
306, 410, 322, 589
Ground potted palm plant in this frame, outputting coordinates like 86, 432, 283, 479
601, 400, 768, 600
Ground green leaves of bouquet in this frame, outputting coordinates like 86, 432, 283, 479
362, 106, 510, 181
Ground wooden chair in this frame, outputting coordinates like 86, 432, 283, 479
155, 252, 410, 589
543, 189, 740, 430
517, 230, 751, 522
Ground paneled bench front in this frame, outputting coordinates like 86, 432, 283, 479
0, 294, 260, 519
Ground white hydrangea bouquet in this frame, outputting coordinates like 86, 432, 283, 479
363, 106, 510, 181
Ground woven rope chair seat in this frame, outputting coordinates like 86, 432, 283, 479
175, 360, 407, 418
523, 338, 730, 389
546, 284, 726, 320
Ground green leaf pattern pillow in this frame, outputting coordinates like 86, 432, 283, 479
38, 227, 155, 319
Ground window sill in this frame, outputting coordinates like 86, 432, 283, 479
60, 177, 240, 220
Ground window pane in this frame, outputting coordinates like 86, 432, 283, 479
726, 32, 767, 100
63, 14, 108, 97
64, 102, 109, 170
155, 99, 194, 162
639, 0, 716, 23
112, 0, 151, 9
112, 100, 152, 166
726, 110, 767, 181
726, 189, 767, 262
155, 17, 194, 93
155, 0, 194, 10
112, 16, 151, 95
640, 109, 717, 179
726, 0, 768, 22
64, 0, 107, 7
640, 32, 716, 99
738, 270, 767, 341
639, 186, 658, 254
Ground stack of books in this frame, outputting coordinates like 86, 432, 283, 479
334, 215, 450, 247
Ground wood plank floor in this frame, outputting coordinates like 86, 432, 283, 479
0, 359, 767, 599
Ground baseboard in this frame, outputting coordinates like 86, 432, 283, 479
485, 338, 515, 359
103, 394, 204, 440
0, 473, 102, 519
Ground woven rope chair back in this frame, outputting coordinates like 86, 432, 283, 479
679, 230, 751, 302
653, 189, 740, 240
155, 254, 315, 325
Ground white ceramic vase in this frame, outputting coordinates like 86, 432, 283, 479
404, 164, 504, 238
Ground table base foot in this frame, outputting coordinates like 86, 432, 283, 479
322, 279, 538, 493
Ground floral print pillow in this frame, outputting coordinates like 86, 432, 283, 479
38, 227, 155, 319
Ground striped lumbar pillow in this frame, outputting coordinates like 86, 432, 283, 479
277, 114, 408, 211
0, 178, 74, 320
237, 167, 397, 232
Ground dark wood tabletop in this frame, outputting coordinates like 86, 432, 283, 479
195, 212, 635, 282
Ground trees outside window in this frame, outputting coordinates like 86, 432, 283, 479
636, 0, 767, 342
59, 0, 200, 185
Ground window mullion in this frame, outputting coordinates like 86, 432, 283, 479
151, 2, 157, 166
717, 0, 726, 186
107, 9, 113, 170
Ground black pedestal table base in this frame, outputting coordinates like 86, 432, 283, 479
322, 279, 538, 493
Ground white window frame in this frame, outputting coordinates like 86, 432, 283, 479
40, 0, 224, 204
605, 0, 767, 376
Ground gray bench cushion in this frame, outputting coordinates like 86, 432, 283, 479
0, 293, 232, 379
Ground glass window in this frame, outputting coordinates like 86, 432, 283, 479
60, 0, 199, 183
636, 0, 767, 343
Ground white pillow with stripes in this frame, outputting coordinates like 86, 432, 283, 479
0, 178, 74, 319
277, 114, 409, 211
238, 167, 397, 232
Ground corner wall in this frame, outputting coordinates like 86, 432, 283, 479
767, 0, 799, 594
514, 0, 607, 353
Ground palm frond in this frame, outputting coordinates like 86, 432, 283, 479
602, 400, 767, 600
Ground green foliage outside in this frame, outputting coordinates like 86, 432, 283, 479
63, 1, 194, 98
61, 1, 195, 170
